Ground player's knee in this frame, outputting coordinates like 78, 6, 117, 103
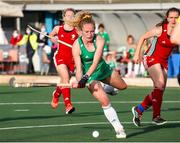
155, 81, 165, 90
91, 81, 102, 91
102, 103, 111, 109
100, 96, 111, 107
122, 82, 127, 89
170, 37, 176, 44
118, 82, 127, 90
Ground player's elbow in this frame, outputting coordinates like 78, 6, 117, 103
170, 36, 175, 43
170, 37, 177, 44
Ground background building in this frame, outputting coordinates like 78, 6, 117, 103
2, 0, 180, 48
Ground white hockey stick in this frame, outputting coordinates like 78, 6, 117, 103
9, 77, 89, 88
57, 83, 89, 88
27, 25, 73, 48
12, 83, 88, 88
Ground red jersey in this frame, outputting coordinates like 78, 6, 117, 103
57, 25, 78, 59
53, 25, 78, 72
10, 34, 23, 46
144, 23, 176, 63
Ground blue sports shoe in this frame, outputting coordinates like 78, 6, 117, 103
132, 106, 142, 127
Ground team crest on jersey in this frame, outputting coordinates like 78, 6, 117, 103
71, 34, 76, 40
162, 40, 166, 44
61, 34, 64, 38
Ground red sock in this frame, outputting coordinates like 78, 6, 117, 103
152, 88, 164, 118
141, 93, 152, 110
61, 88, 71, 107
53, 86, 62, 98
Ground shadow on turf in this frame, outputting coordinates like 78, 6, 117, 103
0, 110, 127, 122
0, 111, 108, 122
72, 111, 105, 117
57, 107, 180, 118
0, 90, 37, 95
0, 114, 70, 122
72, 110, 132, 117
128, 123, 180, 138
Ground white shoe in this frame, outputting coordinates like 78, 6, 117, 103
116, 129, 126, 138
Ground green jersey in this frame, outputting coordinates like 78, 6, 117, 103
78, 36, 112, 83
98, 32, 110, 52
128, 47, 135, 60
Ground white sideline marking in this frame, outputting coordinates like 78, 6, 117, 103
0, 100, 180, 105
0, 121, 180, 131
14, 109, 30, 112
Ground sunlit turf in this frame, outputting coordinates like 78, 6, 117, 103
0, 86, 180, 142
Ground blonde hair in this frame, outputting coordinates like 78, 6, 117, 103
70, 11, 95, 31
62, 8, 76, 17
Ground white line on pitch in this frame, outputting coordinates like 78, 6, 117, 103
14, 109, 30, 112
0, 100, 180, 105
0, 121, 180, 131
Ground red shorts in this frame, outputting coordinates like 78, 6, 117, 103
143, 55, 168, 70
54, 52, 75, 73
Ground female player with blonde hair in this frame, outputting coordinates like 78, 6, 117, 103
71, 11, 127, 138
49, 8, 79, 114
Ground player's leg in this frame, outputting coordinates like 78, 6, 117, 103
133, 64, 166, 126
51, 53, 62, 108
51, 64, 63, 109
125, 61, 133, 77
103, 70, 127, 90
103, 83, 118, 96
148, 64, 167, 125
56, 64, 75, 114
88, 81, 126, 138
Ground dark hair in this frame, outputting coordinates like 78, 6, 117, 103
127, 34, 134, 41
62, 8, 76, 17
98, 23, 105, 29
156, 7, 180, 27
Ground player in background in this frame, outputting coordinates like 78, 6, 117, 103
98, 23, 118, 94
98, 23, 110, 56
71, 11, 127, 138
49, 8, 79, 114
132, 7, 180, 126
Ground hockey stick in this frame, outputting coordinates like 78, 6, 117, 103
27, 25, 73, 48
9, 77, 57, 88
9, 77, 89, 88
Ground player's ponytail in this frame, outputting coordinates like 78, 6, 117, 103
70, 11, 95, 31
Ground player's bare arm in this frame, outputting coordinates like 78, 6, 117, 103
171, 22, 180, 45
86, 36, 104, 76
134, 26, 162, 64
72, 39, 83, 81
49, 26, 59, 43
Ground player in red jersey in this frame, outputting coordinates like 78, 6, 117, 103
131, 7, 180, 126
49, 8, 78, 114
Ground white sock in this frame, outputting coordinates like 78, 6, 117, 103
102, 104, 124, 132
